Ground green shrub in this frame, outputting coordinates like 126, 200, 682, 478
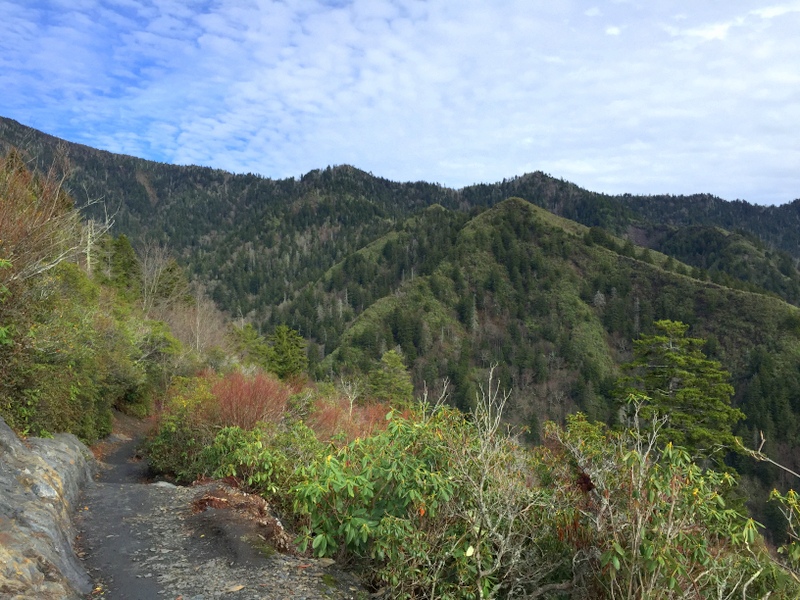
542, 399, 800, 599
292, 375, 575, 599
290, 374, 800, 598
145, 376, 217, 480
4, 264, 114, 441
770, 489, 800, 578
146, 371, 316, 487
293, 409, 458, 558
201, 421, 323, 506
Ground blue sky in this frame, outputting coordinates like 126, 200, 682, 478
2, 1, 799, 205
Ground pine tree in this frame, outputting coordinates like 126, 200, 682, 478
620, 320, 745, 458
110, 234, 142, 301
368, 349, 413, 405
267, 325, 308, 379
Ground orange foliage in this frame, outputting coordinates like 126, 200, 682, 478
306, 396, 393, 443
160, 368, 410, 445
210, 371, 290, 429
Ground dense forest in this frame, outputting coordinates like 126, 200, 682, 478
2, 118, 800, 597
3, 117, 800, 462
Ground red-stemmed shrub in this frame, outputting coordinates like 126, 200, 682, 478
306, 395, 393, 443
211, 371, 290, 429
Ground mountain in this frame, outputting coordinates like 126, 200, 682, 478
278, 197, 800, 439
3, 115, 800, 322
274, 196, 800, 538
3, 116, 800, 435
3, 115, 800, 533
2, 118, 800, 412
648, 225, 800, 304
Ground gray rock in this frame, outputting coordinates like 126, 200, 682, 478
0, 416, 96, 599
150, 481, 177, 489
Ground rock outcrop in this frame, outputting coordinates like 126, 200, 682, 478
0, 417, 95, 599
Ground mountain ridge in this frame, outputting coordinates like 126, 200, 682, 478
5, 114, 800, 320
3, 115, 800, 535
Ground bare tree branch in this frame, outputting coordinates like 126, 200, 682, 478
0, 145, 113, 285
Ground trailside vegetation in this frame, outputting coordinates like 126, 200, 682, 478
144, 364, 800, 599
4, 145, 800, 597
0, 149, 297, 439
0, 150, 179, 439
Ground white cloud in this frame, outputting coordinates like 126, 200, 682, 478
1, 0, 799, 204
751, 2, 800, 19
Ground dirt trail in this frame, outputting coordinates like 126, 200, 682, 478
76, 413, 367, 600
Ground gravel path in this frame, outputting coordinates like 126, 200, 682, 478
75, 417, 369, 600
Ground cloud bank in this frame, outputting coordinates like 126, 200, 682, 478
2, 0, 799, 204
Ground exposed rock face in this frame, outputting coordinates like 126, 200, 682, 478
0, 417, 95, 599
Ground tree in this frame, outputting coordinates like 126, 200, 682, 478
187, 283, 229, 356
620, 320, 744, 459
0, 148, 81, 285
138, 240, 188, 318
109, 234, 142, 300
268, 325, 308, 380
338, 376, 362, 417
230, 323, 271, 369
368, 348, 413, 404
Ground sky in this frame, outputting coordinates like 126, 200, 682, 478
2, 1, 799, 205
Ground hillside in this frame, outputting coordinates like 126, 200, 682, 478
647, 225, 800, 304
3, 115, 800, 323
3, 116, 799, 463
3, 121, 800, 594
272, 197, 800, 539
282, 199, 800, 441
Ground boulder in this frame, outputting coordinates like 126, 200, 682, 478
0, 417, 95, 599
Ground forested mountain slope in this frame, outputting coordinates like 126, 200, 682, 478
3, 116, 800, 447
3, 115, 800, 323
648, 225, 800, 304
3, 117, 799, 453
277, 198, 800, 538
4, 115, 800, 546
285, 199, 800, 445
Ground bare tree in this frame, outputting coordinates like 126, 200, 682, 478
0, 145, 112, 285
137, 240, 188, 318
163, 282, 228, 357
338, 376, 362, 418
408, 367, 573, 599
456, 366, 570, 599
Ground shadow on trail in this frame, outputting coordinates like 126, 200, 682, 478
77, 426, 166, 600
75, 414, 367, 600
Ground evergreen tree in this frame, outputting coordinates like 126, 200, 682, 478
620, 320, 745, 459
268, 325, 308, 379
368, 349, 413, 405
230, 323, 271, 369
110, 234, 142, 301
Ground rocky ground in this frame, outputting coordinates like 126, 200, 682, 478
0, 417, 95, 600
75, 413, 371, 600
